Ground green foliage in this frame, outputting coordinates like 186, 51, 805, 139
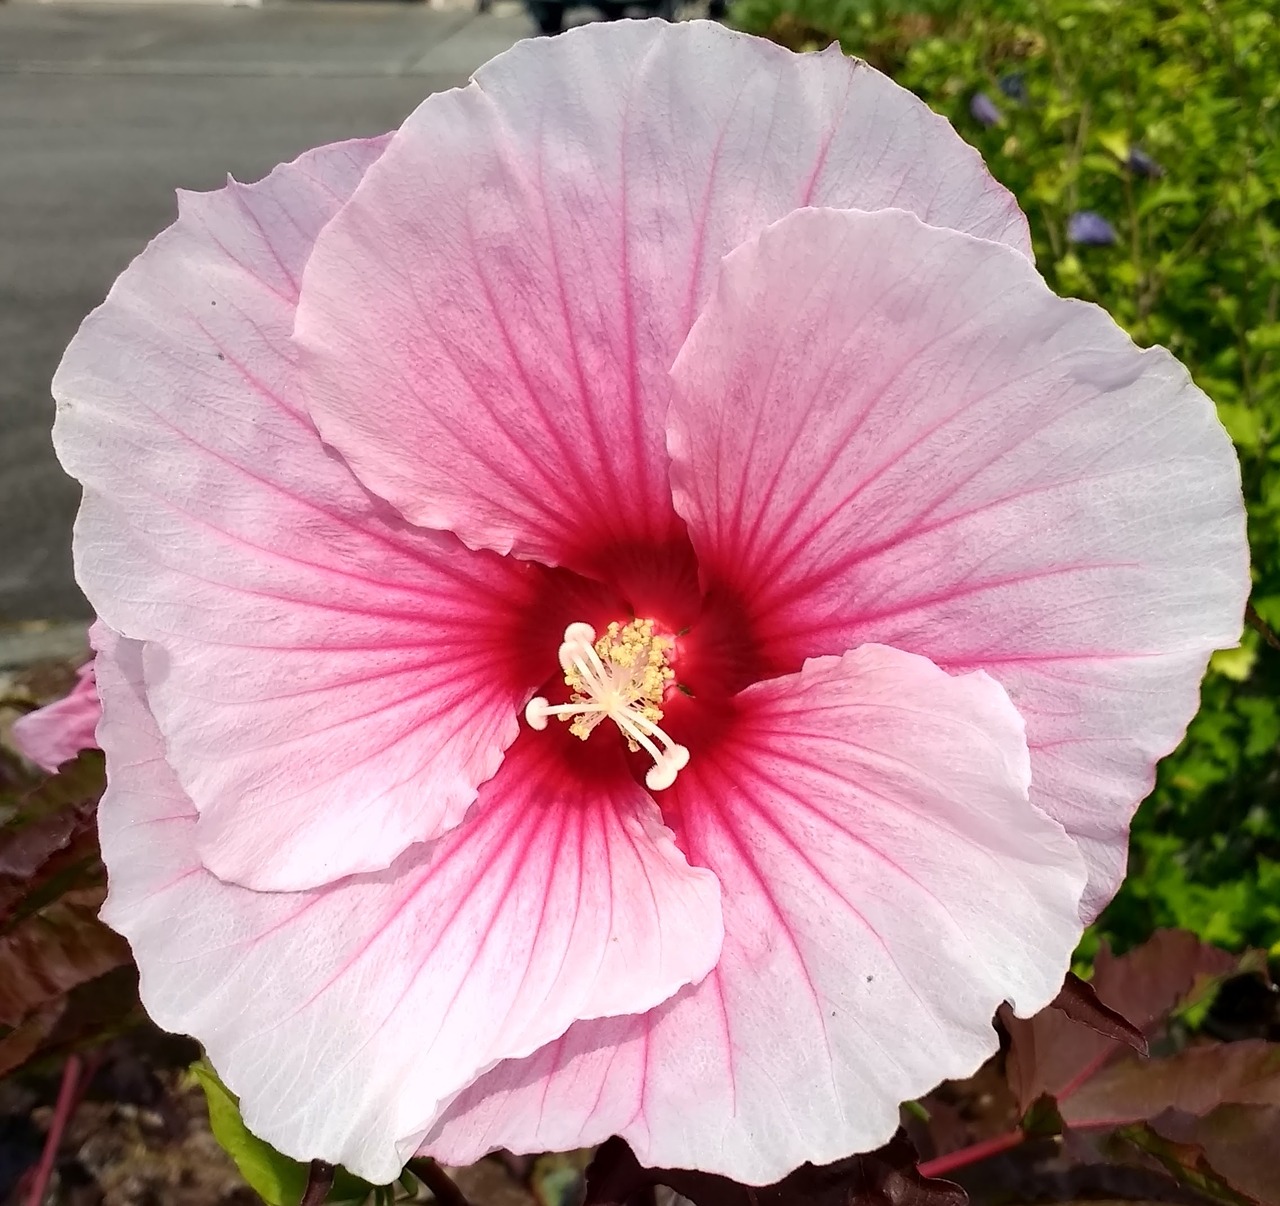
190, 1059, 383, 1205
733, 0, 1280, 953
190, 1058, 314, 1206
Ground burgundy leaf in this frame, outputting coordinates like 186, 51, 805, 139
0, 751, 106, 927
0, 818, 101, 929
1062, 1042, 1280, 1130
41, 962, 139, 1047
1123, 1120, 1267, 1206
584, 1133, 967, 1206
0, 806, 87, 883
0, 996, 65, 1077
1091, 933, 1242, 1033
0, 886, 130, 1027
1053, 973, 1148, 1055
1152, 1105, 1280, 1206
1005, 931, 1246, 1111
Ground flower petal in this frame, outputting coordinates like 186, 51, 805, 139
12, 659, 100, 773
93, 625, 722, 1184
52, 137, 551, 891
668, 206, 1248, 917
295, 21, 1028, 573
424, 643, 1085, 1179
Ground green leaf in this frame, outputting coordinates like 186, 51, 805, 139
191, 1058, 311, 1206
1247, 323, 1280, 352
1096, 129, 1130, 160
190, 1059, 380, 1205
1217, 403, 1265, 452
1210, 644, 1258, 682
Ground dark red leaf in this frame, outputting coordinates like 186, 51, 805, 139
908, 1061, 1022, 1166
37, 964, 142, 1063
0, 751, 106, 928
1053, 973, 1148, 1056
1151, 1105, 1280, 1206
0, 965, 143, 1080
0, 806, 87, 883
584, 1133, 967, 1206
1122, 1119, 1265, 1206
582, 1137, 659, 1206
1204, 973, 1280, 1044
1003, 1004, 1109, 1115
1091, 933, 1243, 1033
0, 820, 101, 930
0, 886, 130, 1028
1061, 1042, 1280, 1130
0, 996, 65, 1077
1005, 932, 1246, 1112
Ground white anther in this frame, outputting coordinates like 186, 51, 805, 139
645, 745, 690, 792
533, 618, 690, 791
558, 623, 598, 673
524, 696, 552, 730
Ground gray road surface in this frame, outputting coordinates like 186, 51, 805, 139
0, 0, 530, 622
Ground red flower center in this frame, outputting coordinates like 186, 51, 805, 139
518, 534, 792, 791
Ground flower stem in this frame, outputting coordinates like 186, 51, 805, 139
1247, 602, 1280, 651
916, 1129, 1026, 1179
407, 1157, 474, 1206
25, 1054, 83, 1206
300, 1161, 336, 1206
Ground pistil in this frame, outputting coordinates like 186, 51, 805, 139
525, 619, 690, 791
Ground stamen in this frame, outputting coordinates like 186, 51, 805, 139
527, 618, 690, 791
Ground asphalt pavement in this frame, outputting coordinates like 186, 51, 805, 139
0, 0, 532, 622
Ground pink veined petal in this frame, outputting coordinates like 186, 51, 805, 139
295, 20, 1029, 574
12, 658, 101, 773
92, 624, 723, 1185
667, 206, 1249, 919
51, 136, 551, 892
423, 644, 1086, 1180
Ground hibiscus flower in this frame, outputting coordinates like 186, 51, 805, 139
12, 658, 100, 773
52, 20, 1246, 1188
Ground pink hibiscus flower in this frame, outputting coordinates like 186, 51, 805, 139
53, 20, 1246, 1188
12, 658, 101, 773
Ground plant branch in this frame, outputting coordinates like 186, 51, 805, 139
406, 1158, 474, 1206
300, 1161, 337, 1206
24, 1054, 83, 1206
915, 1129, 1026, 1179
1247, 602, 1280, 651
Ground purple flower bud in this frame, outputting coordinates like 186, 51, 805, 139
1068, 210, 1118, 247
969, 91, 1002, 128
1126, 146, 1164, 178
997, 72, 1027, 102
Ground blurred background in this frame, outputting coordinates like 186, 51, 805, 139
1, 0, 542, 635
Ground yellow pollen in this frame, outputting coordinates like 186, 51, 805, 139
524, 619, 690, 791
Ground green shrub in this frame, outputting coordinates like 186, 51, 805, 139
735, 0, 1280, 953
